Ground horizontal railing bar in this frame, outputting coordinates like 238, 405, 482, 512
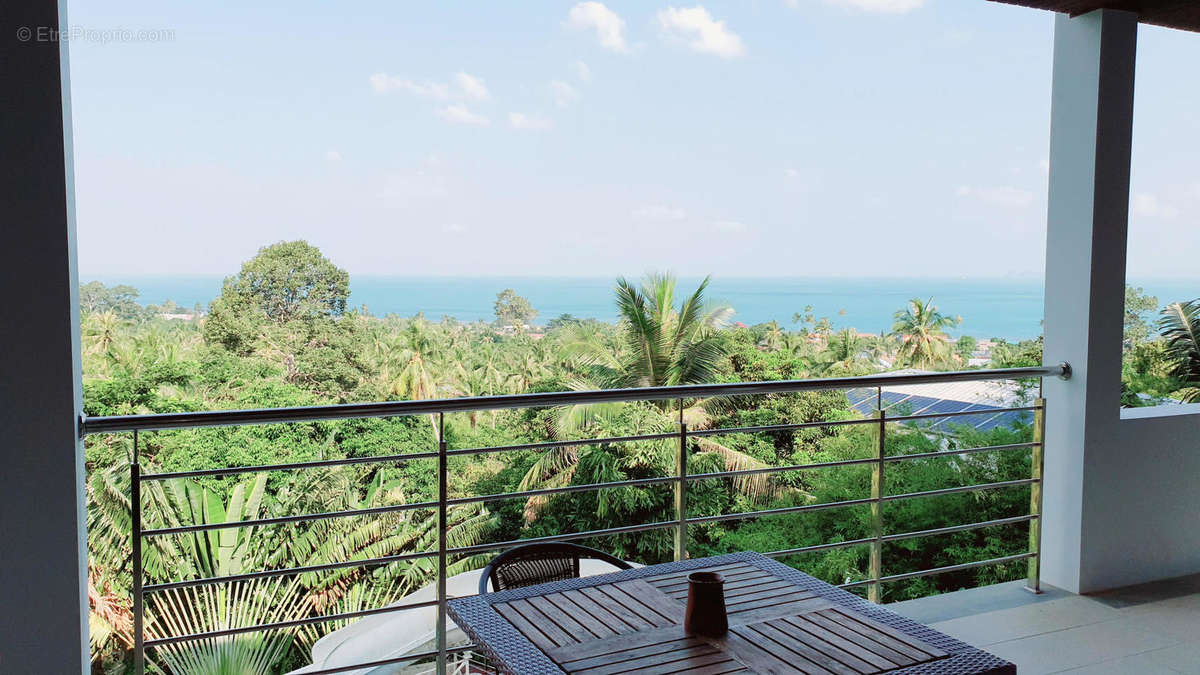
881, 514, 1037, 543
766, 537, 876, 557
447, 431, 678, 457
688, 418, 877, 438
295, 645, 477, 675
137, 440, 1037, 488
686, 456, 879, 481
448, 520, 679, 556
81, 364, 1067, 434
143, 550, 436, 593
143, 499, 440, 537
143, 599, 440, 647
882, 478, 1038, 502
883, 442, 1038, 463
140, 451, 441, 481
840, 552, 1037, 588
886, 406, 1039, 423
686, 497, 877, 525
296, 650, 439, 675
446, 475, 681, 507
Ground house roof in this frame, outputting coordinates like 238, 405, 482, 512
988, 1, 1200, 33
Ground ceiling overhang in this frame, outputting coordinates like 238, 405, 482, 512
988, 1, 1200, 33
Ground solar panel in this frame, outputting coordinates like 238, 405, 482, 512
844, 391, 1030, 434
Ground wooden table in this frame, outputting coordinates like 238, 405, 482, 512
448, 552, 1015, 674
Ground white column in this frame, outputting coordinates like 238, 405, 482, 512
0, 0, 89, 671
1041, 8, 1137, 594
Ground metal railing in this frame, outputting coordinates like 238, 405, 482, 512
80, 363, 1067, 675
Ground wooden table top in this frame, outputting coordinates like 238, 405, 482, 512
448, 552, 1015, 675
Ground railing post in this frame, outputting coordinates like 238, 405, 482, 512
131, 430, 144, 675
436, 413, 448, 675
675, 399, 688, 562
869, 408, 885, 604
1026, 397, 1046, 594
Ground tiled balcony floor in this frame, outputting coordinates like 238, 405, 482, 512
888, 573, 1200, 674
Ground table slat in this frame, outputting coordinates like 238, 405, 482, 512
547, 591, 618, 639
778, 615, 899, 672
743, 620, 861, 675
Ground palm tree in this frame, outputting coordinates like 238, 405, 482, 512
759, 321, 785, 352
815, 329, 873, 376
521, 274, 785, 520
891, 297, 960, 369
387, 318, 444, 440
1159, 300, 1200, 402
83, 310, 123, 357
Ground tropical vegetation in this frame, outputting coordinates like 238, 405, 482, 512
81, 242, 1198, 673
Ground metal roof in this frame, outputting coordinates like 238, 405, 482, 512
989, 1, 1200, 33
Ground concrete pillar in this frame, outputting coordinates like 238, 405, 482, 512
0, 1, 89, 672
1039, 8, 1200, 594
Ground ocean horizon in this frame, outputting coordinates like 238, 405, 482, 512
88, 275, 1200, 341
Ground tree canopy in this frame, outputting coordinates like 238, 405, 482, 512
204, 241, 349, 353
493, 288, 538, 328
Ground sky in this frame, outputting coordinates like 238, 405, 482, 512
65, 1, 1200, 280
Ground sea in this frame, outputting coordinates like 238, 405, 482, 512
93, 276, 1200, 341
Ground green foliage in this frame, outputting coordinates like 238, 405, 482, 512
204, 240, 350, 354
1158, 300, 1200, 402
956, 335, 978, 362
83, 254, 1063, 671
81, 281, 144, 319
1124, 285, 1159, 350
891, 297, 960, 369
494, 288, 538, 328
990, 336, 1043, 368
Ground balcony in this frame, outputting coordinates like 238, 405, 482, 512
80, 366, 1061, 674
892, 574, 1200, 674
8, 4, 1200, 674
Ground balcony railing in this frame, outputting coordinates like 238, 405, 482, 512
80, 363, 1068, 675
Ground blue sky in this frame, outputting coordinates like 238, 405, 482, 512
66, 1, 1200, 280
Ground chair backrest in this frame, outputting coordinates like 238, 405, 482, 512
478, 543, 633, 594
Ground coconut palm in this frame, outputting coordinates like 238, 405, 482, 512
387, 318, 445, 440
521, 274, 786, 519
815, 329, 873, 376
891, 298, 960, 369
1159, 300, 1200, 402
759, 321, 785, 352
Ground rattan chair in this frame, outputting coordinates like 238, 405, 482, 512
477, 542, 633, 594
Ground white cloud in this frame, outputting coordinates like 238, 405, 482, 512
1131, 192, 1181, 220
572, 60, 594, 82
325, 150, 342, 162
784, 168, 800, 178
369, 73, 451, 98
956, 185, 1035, 209
711, 219, 748, 233
369, 71, 489, 100
822, 0, 926, 13
455, 72, 489, 101
633, 205, 687, 221
509, 112, 552, 130
656, 7, 746, 59
441, 223, 467, 234
550, 80, 579, 108
566, 2, 629, 53
438, 105, 491, 127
